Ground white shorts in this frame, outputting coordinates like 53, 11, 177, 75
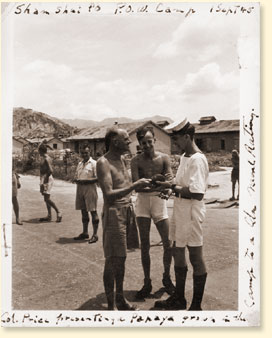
170, 197, 206, 247
40, 175, 54, 195
135, 192, 168, 224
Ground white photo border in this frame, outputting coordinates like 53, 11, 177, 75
1, 1, 260, 327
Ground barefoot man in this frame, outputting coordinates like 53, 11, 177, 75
131, 126, 175, 299
97, 127, 151, 310
38, 143, 62, 223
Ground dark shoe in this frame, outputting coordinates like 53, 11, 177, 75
56, 213, 62, 223
162, 274, 175, 295
16, 219, 23, 225
188, 303, 202, 311
39, 216, 52, 222
116, 296, 139, 311
229, 197, 235, 201
135, 279, 152, 299
154, 293, 187, 310
88, 235, 98, 244
74, 233, 89, 240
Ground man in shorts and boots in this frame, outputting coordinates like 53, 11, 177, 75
154, 119, 209, 310
74, 146, 99, 243
39, 143, 62, 223
131, 126, 175, 299
97, 127, 151, 310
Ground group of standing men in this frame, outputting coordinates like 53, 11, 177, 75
97, 119, 209, 311
14, 119, 209, 311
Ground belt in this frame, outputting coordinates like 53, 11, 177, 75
175, 192, 191, 200
77, 180, 95, 185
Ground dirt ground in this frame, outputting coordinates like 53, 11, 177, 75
12, 168, 238, 311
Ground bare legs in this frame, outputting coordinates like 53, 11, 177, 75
12, 196, 23, 225
41, 194, 61, 221
103, 256, 136, 310
136, 217, 174, 298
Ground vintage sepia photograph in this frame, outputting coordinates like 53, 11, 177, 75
1, 1, 260, 327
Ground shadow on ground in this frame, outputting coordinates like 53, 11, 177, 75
56, 237, 91, 244
76, 288, 168, 311
23, 218, 45, 224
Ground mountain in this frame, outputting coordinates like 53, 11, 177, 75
13, 107, 76, 139
62, 115, 173, 129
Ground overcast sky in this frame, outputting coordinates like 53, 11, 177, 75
9, 2, 241, 123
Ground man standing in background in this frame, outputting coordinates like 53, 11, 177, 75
39, 143, 62, 223
74, 145, 99, 243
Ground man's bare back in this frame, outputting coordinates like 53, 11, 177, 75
40, 154, 52, 176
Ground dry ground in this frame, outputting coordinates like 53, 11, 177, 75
12, 169, 238, 311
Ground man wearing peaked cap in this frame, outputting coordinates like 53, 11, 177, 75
154, 118, 209, 311
164, 117, 190, 134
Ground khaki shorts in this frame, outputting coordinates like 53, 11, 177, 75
40, 175, 54, 195
170, 198, 206, 247
102, 205, 131, 258
76, 184, 98, 211
135, 192, 168, 223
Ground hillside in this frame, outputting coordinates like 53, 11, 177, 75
62, 115, 173, 129
13, 107, 76, 138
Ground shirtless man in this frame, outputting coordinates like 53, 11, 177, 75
131, 126, 174, 299
97, 127, 151, 310
38, 143, 62, 222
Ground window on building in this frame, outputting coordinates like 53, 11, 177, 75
53, 143, 58, 149
221, 139, 225, 150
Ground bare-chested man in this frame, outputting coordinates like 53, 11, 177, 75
131, 126, 174, 299
97, 127, 151, 310
38, 143, 62, 222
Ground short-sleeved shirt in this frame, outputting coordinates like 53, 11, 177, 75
174, 152, 209, 194
75, 157, 97, 181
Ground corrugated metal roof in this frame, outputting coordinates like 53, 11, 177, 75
66, 120, 169, 140
193, 119, 239, 134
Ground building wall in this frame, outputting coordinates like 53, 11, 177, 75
129, 124, 171, 155
195, 131, 239, 152
171, 131, 239, 153
71, 139, 105, 158
47, 138, 64, 150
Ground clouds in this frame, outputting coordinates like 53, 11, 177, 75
153, 14, 239, 64
182, 63, 239, 97
12, 4, 240, 122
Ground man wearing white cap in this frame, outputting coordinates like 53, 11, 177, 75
154, 119, 209, 310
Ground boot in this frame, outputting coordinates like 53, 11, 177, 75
162, 272, 175, 295
188, 273, 207, 311
116, 294, 139, 311
154, 266, 187, 310
135, 278, 152, 299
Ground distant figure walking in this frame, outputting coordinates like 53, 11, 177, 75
73, 146, 99, 243
12, 167, 23, 225
230, 149, 239, 201
38, 143, 62, 222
